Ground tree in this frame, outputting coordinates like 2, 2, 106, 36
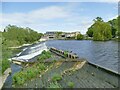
2, 25, 43, 46
87, 27, 93, 37
77, 34, 84, 40
86, 17, 112, 41
93, 17, 103, 22
93, 21, 112, 41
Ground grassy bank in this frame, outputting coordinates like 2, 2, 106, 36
1, 46, 21, 74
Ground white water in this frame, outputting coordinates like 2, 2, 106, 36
12, 42, 48, 62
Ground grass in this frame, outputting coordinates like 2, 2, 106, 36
1, 46, 21, 74
67, 81, 74, 88
37, 50, 52, 62
2, 59, 10, 74
64, 51, 69, 58
49, 82, 61, 88
12, 63, 46, 85
52, 73, 62, 82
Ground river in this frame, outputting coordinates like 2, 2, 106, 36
46, 40, 119, 73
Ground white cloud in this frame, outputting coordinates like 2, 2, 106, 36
2, 6, 69, 25
0, 5, 98, 34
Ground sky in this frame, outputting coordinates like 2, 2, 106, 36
1, 1, 118, 34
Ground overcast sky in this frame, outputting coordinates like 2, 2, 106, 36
1, 1, 118, 34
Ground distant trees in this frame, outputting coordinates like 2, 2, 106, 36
87, 17, 112, 41
76, 34, 84, 40
2, 25, 43, 47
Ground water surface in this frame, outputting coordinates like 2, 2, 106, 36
46, 40, 119, 72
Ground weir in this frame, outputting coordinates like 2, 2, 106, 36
11, 42, 48, 62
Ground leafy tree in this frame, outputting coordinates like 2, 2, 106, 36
87, 27, 93, 37
2, 25, 43, 46
76, 34, 84, 40
86, 17, 112, 41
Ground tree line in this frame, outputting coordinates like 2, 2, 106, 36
86, 16, 119, 41
2, 25, 43, 47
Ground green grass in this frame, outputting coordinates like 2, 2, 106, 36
1, 46, 21, 74
67, 81, 74, 88
37, 50, 52, 61
12, 63, 46, 85
64, 51, 69, 58
52, 73, 62, 82
2, 59, 10, 74
49, 82, 61, 88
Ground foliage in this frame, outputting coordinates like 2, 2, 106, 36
87, 17, 112, 41
37, 50, 52, 61
52, 73, 62, 82
64, 51, 69, 58
67, 82, 74, 88
2, 25, 43, 46
108, 17, 118, 38
76, 34, 84, 40
2, 59, 10, 73
12, 63, 46, 85
49, 82, 61, 88
87, 27, 93, 37
87, 16, 119, 40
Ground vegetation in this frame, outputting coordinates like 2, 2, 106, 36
64, 51, 69, 58
86, 16, 119, 41
49, 82, 61, 88
37, 50, 52, 61
12, 63, 46, 85
76, 34, 84, 40
67, 82, 74, 88
3, 25, 43, 47
52, 73, 62, 82
1, 46, 21, 74
108, 16, 119, 38
2, 59, 10, 74
1, 25, 43, 74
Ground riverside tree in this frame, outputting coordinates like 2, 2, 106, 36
76, 34, 84, 40
87, 17, 112, 41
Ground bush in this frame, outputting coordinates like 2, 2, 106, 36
37, 50, 52, 61
12, 63, 46, 85
2, 59, 10, 73
52, 73, 62, 82
77, 34, 84, 40
68, 82, 74, 88
49, 82, 61, 88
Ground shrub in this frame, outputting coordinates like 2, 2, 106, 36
37, 50, 52, 61
12, 63, 46, 85
2, 59, 10, 73
52, 73, 62, 82
49, 82, 61, 88
67, 82, 74, 88
64, 51, 68, 58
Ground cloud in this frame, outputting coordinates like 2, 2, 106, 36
2, 6, 69, 24
2, 4, 89, 34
